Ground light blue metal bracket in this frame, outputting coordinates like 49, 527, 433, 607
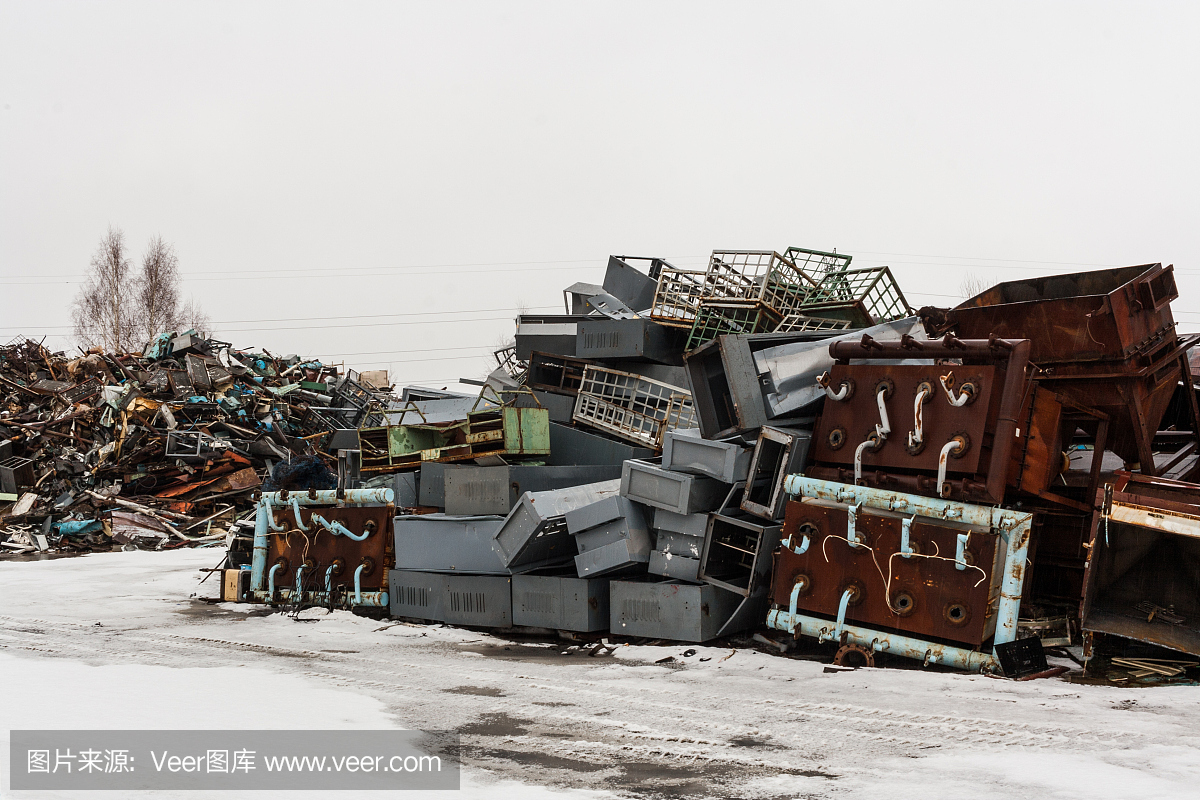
311, 514, 369, 541
267, 563, 282, 602
766, 609, 999, 672
956, 532, 970, 570
290, 496, 309, 532
900, 516, 915, 558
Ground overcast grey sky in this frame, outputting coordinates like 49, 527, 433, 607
2, 2, 1198, 389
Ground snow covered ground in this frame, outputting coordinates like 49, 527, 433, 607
1, 550, 1198, 799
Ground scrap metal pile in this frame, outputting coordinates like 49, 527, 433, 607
232, 251, 1200, 677
9, 247, 1196, 679
0, 332, 398, 554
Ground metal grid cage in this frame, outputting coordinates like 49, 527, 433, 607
494, 345, 528, 383
773, 313, 854, 333
649, 250, 818, 328
708, 251, 817, 316
684, 300, 783, 352
572, 364, 696, 450
799, 266, 912, 325
782, 246, 853, 282
649, 267, 720, 328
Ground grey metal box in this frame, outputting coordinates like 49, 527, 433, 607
515, 316, 590, 360
741, 427, 812, 520
603, 255, 658, 312
546, 422, 655, 467
662, 430, 752, 483
575, 537, 651, 577
609, 579, 744, 642
533, 390, 576, 423
576, 318, 681, 365
754, 317, 925, 419
445, 465, 623, 516
651, 508, 709, 538
390, 571, 514, 627
392, 472, 420, 507
656, 530, 703, 558
394, 514, 508, 574
620, 460, 726, 515
647, 550, 701, 582
565, 494, 641, 535
419, 462, 465, 507
493, 481, 623, 571
389, 570, 444, 621
684, 331, 835, 440
441, 574, 512, 627
572, 518, 640, 552
512, 573, 609, 631
698, 512, 782, 597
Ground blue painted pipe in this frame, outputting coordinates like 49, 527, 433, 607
353, 563, 366, 606
290, 496, 309, 532
267, 563, 283, 601
766, 609, 999, 672
311, 514, 368, 541
251, 501, 270, 593
831, 588, 855, 641
262, 488, 394, 507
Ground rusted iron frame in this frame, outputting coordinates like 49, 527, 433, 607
1032, 333, 1200, 477
823, 334, 1031, 505
1017, 393, 1109, 514
774, 476, 1034, 671
1080, 471, 1200, 655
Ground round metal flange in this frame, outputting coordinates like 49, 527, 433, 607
875, 377, 895, 401
833, 643, 875, 669
828, 427, 847, 451
949, 431, 971, 458
891, 591, 917, 617
943, 600, 972, 627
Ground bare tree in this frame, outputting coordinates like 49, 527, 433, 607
135, 236, 181, 343
959, 273, 998, 300
72, 226, 137, 352
73, 230, 211, 352
178, 296, 211, 334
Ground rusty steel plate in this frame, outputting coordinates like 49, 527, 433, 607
266, 505, 394, 593
771, 498, 1002, 647
810, 364, 1000, 474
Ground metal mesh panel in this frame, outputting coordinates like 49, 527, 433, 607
709, 251, 817, 315
494, 345, 528, 382
685, 300, 783, 351
650, 250, 819, 328
649, 267, 718, 328
782, 247, 853, 282
773, 314, 854, 333
800, 266, 912, 324
572, 365, 696, 450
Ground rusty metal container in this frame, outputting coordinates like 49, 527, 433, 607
921, 264, 1195, 469
805, 334, 1083, 507
1081, 472, 1200, 656
771, 497, 1005, 647
266, 502, 394, 600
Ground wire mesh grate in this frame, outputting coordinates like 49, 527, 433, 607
571, 365, 696, 450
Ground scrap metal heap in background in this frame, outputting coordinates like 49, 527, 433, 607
0, 332, 401, 559
5, 250, 1198, 680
